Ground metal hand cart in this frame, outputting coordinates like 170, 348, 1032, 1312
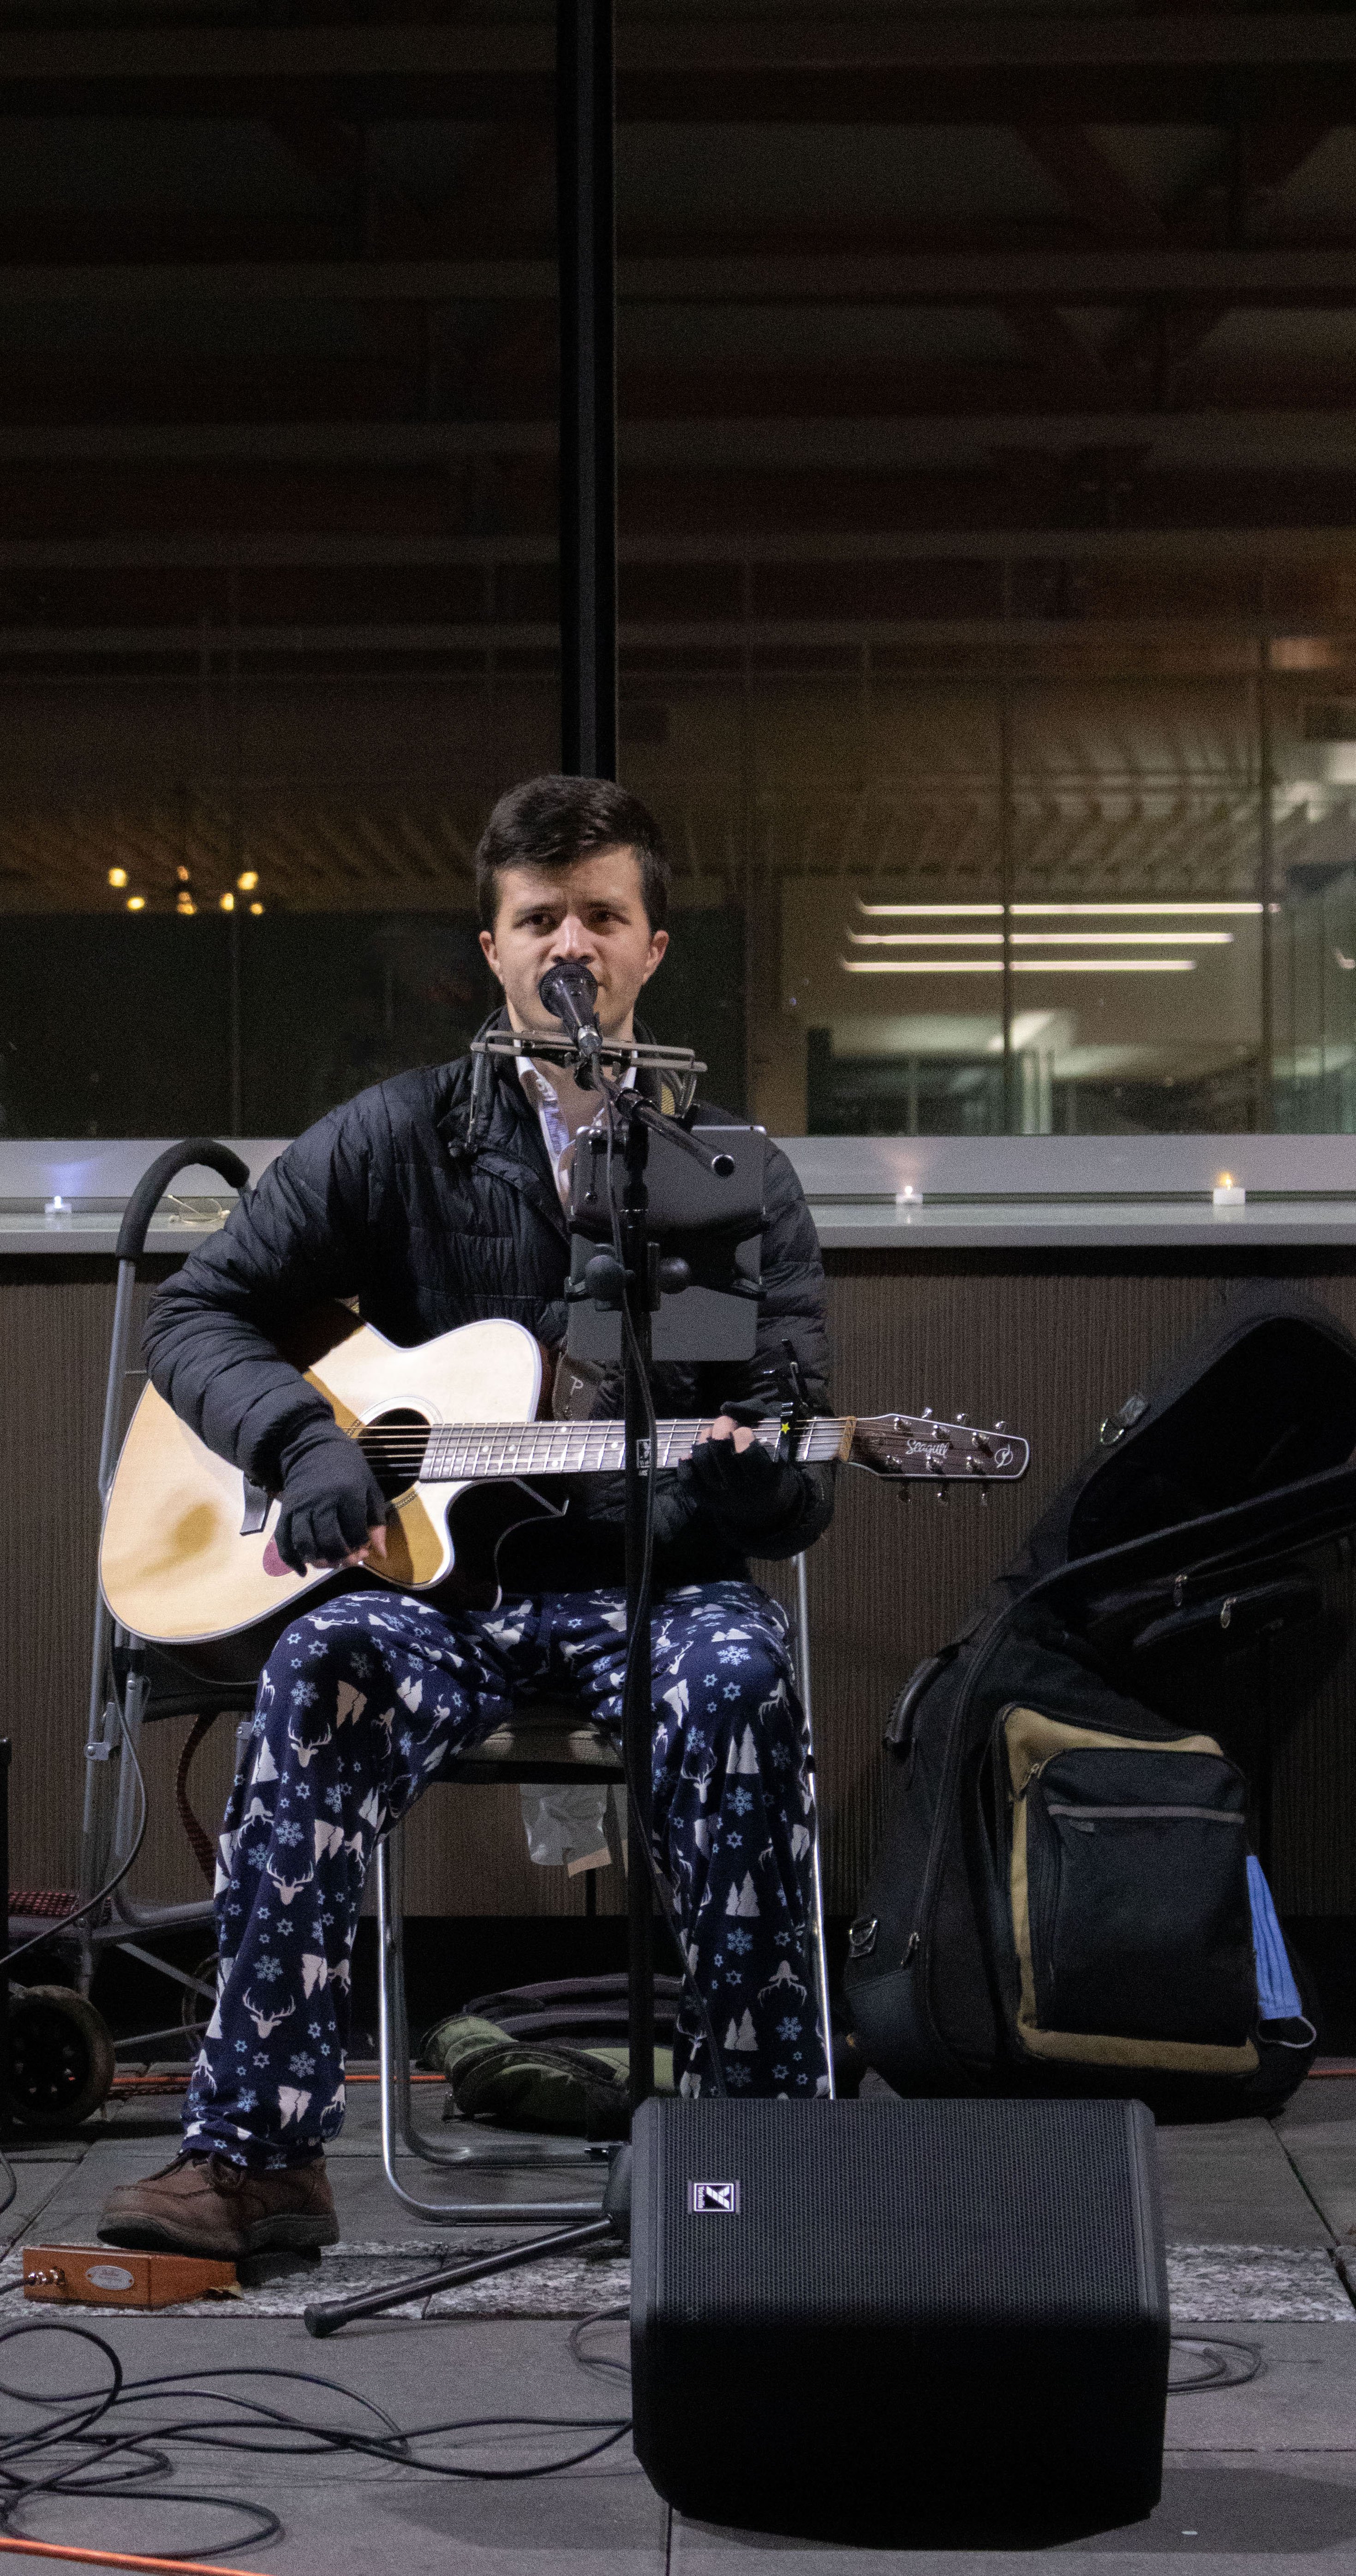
9, 1141, 254, 2126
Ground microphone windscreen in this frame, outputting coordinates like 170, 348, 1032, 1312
539, 961, 598, 1024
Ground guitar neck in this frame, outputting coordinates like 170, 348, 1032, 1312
416, 1416, 848, 1482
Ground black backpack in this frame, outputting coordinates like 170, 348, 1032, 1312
844, 1282, 1356, 2121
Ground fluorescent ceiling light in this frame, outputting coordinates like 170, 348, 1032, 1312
848, 930, 1233, 947
1016, 902, 1260, 917
857, 900, 1261, 918
842, 958, 1198, 975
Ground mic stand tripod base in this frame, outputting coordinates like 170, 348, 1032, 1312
302, 2213, 617, 2339
303, 2146, 634, 2338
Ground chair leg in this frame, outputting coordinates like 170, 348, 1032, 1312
793, 1553, 836, 2100
374, 1829, 604, 2223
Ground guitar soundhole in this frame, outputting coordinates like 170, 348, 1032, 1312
359, 1407, 430, 1504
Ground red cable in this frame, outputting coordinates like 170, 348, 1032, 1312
0, 2540, 274, 2574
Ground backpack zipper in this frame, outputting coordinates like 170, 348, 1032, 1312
1043, 1801, 1243, 1824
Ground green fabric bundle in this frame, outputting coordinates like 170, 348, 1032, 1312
421, 2012, 674, 2140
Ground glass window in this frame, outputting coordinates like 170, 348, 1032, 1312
3, 23, 1353, 1147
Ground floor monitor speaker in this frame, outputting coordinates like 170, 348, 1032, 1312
629, 2093, 1169, 2544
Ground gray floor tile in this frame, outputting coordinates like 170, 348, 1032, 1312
328, 2155, 602, 2239
1274, 2076, 1356, 2245
0, 2159, 89, 2254
0, 2313, 664, 2575
11, 2139, 184, 2246
0, 2137, 92, 2162
669, 2456, 1356, 2569
23, 2121, 602, 2249
1166, 2321, 1356, 2451
1155, 2118, 1332, 2248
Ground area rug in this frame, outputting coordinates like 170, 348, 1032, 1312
1, 2239, 1349, 2323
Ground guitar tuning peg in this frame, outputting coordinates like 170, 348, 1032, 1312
993, 1420, 1006, 1432
935, 1482, 949, 1504
978, 1484, 990, 1505
921, 1406, 934, 1419
955, 1413, 968, 1425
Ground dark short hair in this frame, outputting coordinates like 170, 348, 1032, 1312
474, 774, 670, 933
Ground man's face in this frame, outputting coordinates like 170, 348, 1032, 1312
479, 846, 668, 1041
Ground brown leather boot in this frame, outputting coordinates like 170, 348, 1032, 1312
97, 2150, 339, 2260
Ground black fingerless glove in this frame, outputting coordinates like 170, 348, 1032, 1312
684, 1429, 803, 1547
273, 1420, 386, 1576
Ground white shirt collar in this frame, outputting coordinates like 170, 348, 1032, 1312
519, 1054, 637, 1206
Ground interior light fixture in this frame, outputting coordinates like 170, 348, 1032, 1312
237, 869, 259, 893
176, 893, 197, 917
176, 864, 191, 886
107, 867, 127, 889
249, 900, 265, 915
1015, 902, 1260, 917
220, 891, 235, 912
125, 895, 145, 913
842, 958, 1198, 975
858, 899, 1261, 918
848, 930, 1234, 947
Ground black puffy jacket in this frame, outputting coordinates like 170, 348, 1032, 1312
143, 1030, 835, 1592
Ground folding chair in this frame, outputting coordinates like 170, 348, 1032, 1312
375, 1552, 836, 2222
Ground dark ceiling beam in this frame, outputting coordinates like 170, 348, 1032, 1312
1, 411, 1356, 466
2, 20, 1356, 125
5, 526, 1356, 570
0, 248, 1352, 303
1104, 121, 1339, 393
1015, 128, 1170, 245
1, 467, 1353, 548
263, 112, 554, 264
997, 306, 1119, 406
1, 16, 1355, 75
0, 612, 1334, 662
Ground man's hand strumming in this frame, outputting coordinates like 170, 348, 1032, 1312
687, 1413, 801, 1545
273, 1421, 388, 1575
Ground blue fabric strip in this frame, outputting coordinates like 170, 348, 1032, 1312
1247, 1854, 1303, 2022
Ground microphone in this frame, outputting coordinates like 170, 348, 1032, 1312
538, 961, 603, 1087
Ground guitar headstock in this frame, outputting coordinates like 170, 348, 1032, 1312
848, 1413, 1030, 1486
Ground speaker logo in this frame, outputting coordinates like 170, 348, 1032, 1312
688, 2180, 741, 2215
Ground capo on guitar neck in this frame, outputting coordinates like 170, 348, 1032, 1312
777, 1339, 812, 1464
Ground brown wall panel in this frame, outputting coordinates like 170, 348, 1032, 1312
6, 1251, 1356, 1932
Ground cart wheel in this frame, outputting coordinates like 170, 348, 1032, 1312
7, 1986, 116, 2132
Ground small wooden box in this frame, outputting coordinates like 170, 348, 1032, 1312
22, 2244, 239, 2309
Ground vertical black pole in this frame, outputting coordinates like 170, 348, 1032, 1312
557, 0, 617, 781
999, 557, 1016, 1134
1258, 605, 1276, 1131
621, 1121, 655, 2112
0, 1741, 11, 2137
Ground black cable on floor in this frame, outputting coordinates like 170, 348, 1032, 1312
568, 2304, 630, 2386
1168, 2336, 1262, 2391
0, 2320, 633, 2561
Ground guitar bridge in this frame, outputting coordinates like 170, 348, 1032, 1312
240, 1476, 270, 1536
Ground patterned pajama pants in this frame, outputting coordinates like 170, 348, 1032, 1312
185, 1580, 828, 2166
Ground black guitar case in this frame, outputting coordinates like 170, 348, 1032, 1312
845, 1282, 1356, 2120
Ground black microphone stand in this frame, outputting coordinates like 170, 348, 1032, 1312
305, 1017, 737, 2339
618, 1097, 657, 2113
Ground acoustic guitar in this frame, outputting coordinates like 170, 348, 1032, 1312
100, 1308, 1029, 1650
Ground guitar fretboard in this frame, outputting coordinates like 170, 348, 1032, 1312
409, 1416, 849, 1482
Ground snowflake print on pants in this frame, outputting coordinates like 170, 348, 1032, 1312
185, 1581, 827, 2167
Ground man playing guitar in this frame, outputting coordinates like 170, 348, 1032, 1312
100, 774, 835, 2260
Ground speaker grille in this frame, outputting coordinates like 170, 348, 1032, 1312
648, 2096, 1158, 2327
